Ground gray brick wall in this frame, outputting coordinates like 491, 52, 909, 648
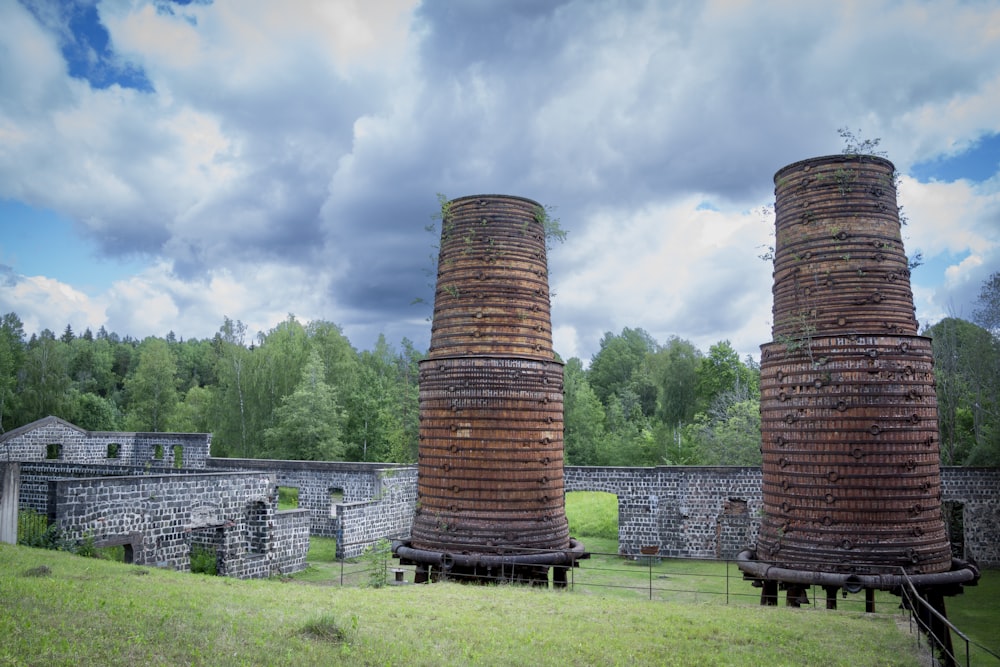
48, 471, 308, 578
207, 458, 416, 558
566, 466, 999, 566
10, 416, 996, 570
0, 416, 210, 468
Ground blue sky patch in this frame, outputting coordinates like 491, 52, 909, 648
911, 132, 1000, 184
0, 200, 150, 293
22, 0, 153, 92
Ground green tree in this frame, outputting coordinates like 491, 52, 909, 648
602, 389, 656, 466
342, 335, 419, 462
647, 336, 702, 428
170, 385, 215, 434
212, 317, 253, 457
306, 320, 359, 390
588, 328, 659, 406
973, 270, 1000, 335
68, 335, 115, 397
68, 391, 119, 431
0, 313, 26, 432
563, 357, 607, 465
20, 329, 71, 422
256, 315, 311, 424
172, 337, 217, 393
124, 338, 179, 432
264, 349, 345, 460
695, 340, 757, 412
926, 317, 1000, 465
682, 395, 762, 465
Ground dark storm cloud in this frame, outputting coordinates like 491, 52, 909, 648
2, 0, 998, 357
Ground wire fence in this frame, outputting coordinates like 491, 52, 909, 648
17, 514, 996, 664
898, 571, 1000, 667
316, 539, 999, 665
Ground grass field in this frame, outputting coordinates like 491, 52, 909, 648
1, 543, 925, 667
6, 491, 991, 665
563, 491, 1000, 658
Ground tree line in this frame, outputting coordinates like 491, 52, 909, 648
0, 314, 420, 462
1, 272, 997, 466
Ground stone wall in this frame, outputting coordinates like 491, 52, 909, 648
941, 467, 1000, 567
335, 467, 417, 558
18, 461, 193, 514
0, 416, 210, 469
10, 418, 997, 570
565, 466, 1000, 567
564, 466, 763, 559
207, 458, 416, 557
48, 471, 308, 579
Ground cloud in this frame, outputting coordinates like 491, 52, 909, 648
1, 0, 999, 361
550, 199, 774, 361
900, 174, 1000, 324
0, 270, 106, 337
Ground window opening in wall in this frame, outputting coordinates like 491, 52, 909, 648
942, 501, 966, 560
45, 443, 62, 459
190, 527, 221, 575
91, 537, 135, 564
173, 445, 183, 468
107, 443, 121, 459
277, 487, 299, 509
154, 444, 164, 460
565, 491, 619, 554
95, 544, 126, 561
248, 501, 268, 555
330, 487, 344, 517
723, 498, 748, 515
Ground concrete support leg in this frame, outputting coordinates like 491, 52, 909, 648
761, 579, 778, 606
0, 463, 19, 545
824, 586, 838, 610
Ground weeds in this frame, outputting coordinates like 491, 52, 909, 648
361, 538, 392, 588
299, 614, 356, 644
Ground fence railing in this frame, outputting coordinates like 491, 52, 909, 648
16, 509, 49, 546
898, 570, 1000, 667
320, 539, 997, 664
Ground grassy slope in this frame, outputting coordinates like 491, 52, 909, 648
1, 544, 921, 667
946, 568, 1000, 661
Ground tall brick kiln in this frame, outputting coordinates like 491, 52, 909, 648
737, 154, 979, 657
394, 194, 584, 585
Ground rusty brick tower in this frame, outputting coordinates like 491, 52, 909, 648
394, 194, 584, 585
737, 154, 979, 661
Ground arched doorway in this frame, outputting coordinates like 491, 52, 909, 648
565, 491, 619, 554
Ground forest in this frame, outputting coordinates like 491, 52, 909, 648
1, 271, 998, 467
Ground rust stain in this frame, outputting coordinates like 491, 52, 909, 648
411, 195, 570, 555
759, 156, 952, 575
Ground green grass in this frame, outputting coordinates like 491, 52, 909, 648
277, 486, 299, 509
946, 568, 1000, 662
566, 491, 618, 540
1, 543, 923, 667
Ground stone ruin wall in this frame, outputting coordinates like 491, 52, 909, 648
5, 416, 997, 569
564, 466, 1000, 567
48, 471, 309, 578
0, 416, 210, 469
204, 458, 417, 557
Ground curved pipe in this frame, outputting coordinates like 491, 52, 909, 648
735, 549, 980, 591
394, 538, 587, 569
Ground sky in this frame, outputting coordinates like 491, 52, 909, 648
1, 0, 998, 365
